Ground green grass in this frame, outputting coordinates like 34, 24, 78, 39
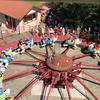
25, 0, 100, 4
25, 0, 47, 6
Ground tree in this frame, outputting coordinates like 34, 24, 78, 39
47, 2, 100, 30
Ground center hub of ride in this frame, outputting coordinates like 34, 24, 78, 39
47, 54, 73, 71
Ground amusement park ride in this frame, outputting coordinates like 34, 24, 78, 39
0, 34, 100, 100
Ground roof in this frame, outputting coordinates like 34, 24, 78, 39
0, 1, 33, 20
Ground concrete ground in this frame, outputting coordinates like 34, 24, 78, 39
3, 43, 100, 100
0, 32, 31, 46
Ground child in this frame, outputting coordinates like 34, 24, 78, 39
0, 88, 11, 100
62, 37, 74, 49
0, 57, 12, 74
95, 44, 100, 57
24, 37, 34, 49
95, 44, 100, 65
2, 48, 13, 58
0, 75, 3, 88
87, 42, 95, 54
40, 36, 48, 47
16, 39, 25, 54
73, 35, 81, 48
25, 37, 31, 47
0, 76, 12, 100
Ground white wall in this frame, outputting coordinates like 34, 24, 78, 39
17, 12, 42, 33
37, 12, 41, 24
0, 11, 42, 33
0, 13, 7, 29
0, 13, 5, 23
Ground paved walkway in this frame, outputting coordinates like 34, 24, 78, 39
0, 32, 31, 52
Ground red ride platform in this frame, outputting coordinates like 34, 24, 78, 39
0, 34, 69, 52
47, 54, 73, 72
0, 40, 19, 52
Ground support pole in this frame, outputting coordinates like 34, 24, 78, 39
61, 48, 69, 54
81, 67, 100, 70
3, 68, 37, 82
45, 46, 49, 57
81, 70, 100, 82
58, 88, 65, 100
64, 79, 72, 100
79, 77, 100, 86
40, 85, 47, 100
3, 65, 45, 82
73, 54, 90, 60
45, 76, 58, 100
26, 49, 46, 57
73, 84, 90, 100
10, 60, 41, 66
81, 63, 100, 69
66, 83, 71, 100
26, 50, 45, 61
14, 71, 50, 100
49, 46, 55, 55
76, 77, 98, 100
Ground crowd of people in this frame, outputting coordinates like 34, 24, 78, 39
33, 24, 81, 36
0, 47, 14, 99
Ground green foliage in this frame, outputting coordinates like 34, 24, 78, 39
50, 3, 100, 28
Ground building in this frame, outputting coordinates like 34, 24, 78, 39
0, 1, 47, 34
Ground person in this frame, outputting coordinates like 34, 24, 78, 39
3, 57, 12, 67
73, 35, 81, 48
41, 27, 45, 35
0, 58, 3, 65
0, 58, 4, 74
33, 25, 39, 34
40, 35, 48, 47
0, 67, 6, 74
62, 37, 74, 49
0, 88, 11, 100
62, 27, 65, 35
16, 39, 25, 54
0, 56, 12, 74
87, 42, 95, 54
83, 28, 88, 34
81, 42, 96, 58
2, 47, 17, 59
0, 75, 3, 88
94, 44, 100, 65
88, 27, 92, 34
54, 26, 58, 34
47, 38, 55, 46
2, 48, 13, 58
25, 37, 33, 48
95, 44, 100, 57
52, 35, 58, 44
40, 35, 57, 47
76, 26, 81, 37
40, 37, 49, 47
48, 28, 55, 34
